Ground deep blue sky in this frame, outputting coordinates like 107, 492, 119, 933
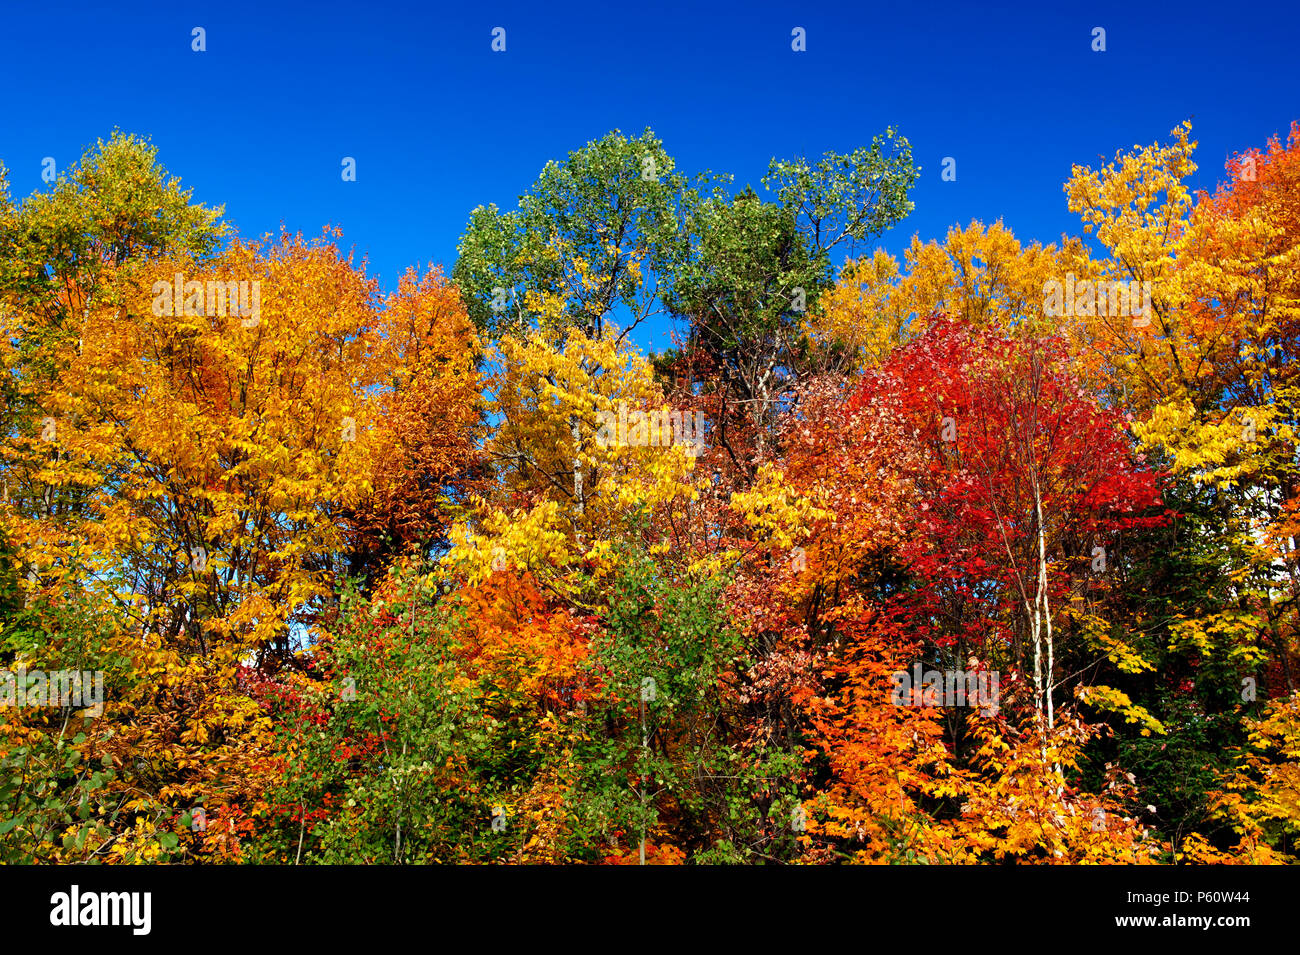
2, 0, 1297, 351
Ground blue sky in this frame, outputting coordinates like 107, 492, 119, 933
2, 0, 1297, 352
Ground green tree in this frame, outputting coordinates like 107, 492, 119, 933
567, 549, 802, 864
665, 128, 919, 466
453, 127, 708, 342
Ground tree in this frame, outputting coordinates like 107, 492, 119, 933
805, 220, 1092, 374
668, 130, 919, 463
453, 128, 705, 343
2, 234, 483, 665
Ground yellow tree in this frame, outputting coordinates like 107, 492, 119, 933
1180, 690, 1300, 864
0, 234, 483, 861
445, 320, 701, 600
804, 220, 1091, 373
1066, 122, 1300, 690
4, 233, 483, 660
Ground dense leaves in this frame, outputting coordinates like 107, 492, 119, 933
2, 122, 1298, 863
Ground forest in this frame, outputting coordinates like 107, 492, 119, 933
1, 120, 1297, 865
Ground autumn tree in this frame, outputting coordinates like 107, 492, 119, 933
3, 233, 482, 664
804, 220, 1092, 375
666, 129, 919, 468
